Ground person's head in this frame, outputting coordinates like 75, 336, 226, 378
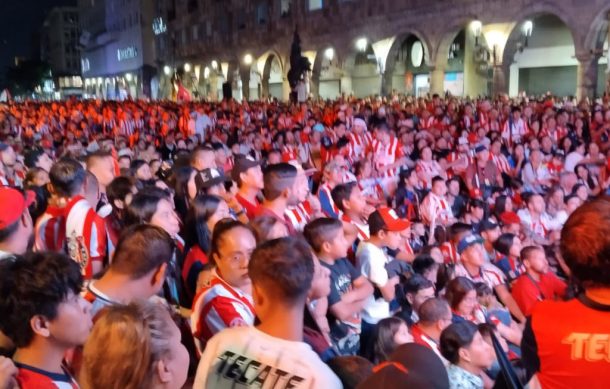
107, 176, 138, 212
210, 220, 256, 290
86, 151, 115, 189
468, 199, 486, 221
110, 225, 174, 296
126, 188, 181, 238
560, 198, 610, 287
494, 233, 521, 258
373, 317, 412, 363
0, 143, 16, 167
457, 235, 485, 268
232, 155, 263, 190
303, 217, 349, 259
0, 251, 91, 350
478, 218, 500, 244
25, 166, 50, 187
211, 142, 228, 166
49, 157, 86, 198
173, 166, 199, 201
327, 356, 374, 389
323, 160, 344, 186
418, 298, 452, 338
368, 207, 411, 249
249, 237, 314, 321
24, 149, 53, 172
572, 183, 589, 202
0, 187, 35, 254
440, 321, 495, 372
184, 194, 231, 254
565, 194, 582, 214
445, 277, 477, 316
412, 254, 440, 285
262, 162, 298, 205
404, 274, 435, 313
520, 245, 548, 276
249, 215, 289, 244
131, 159, 152, 182
525, 193, 545, 214
431, 176, 447, 196
80, 301, 188, 389
332, 182, 368, 218
83, 171, 100, 208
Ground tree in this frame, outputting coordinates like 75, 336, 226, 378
5, 60, 51, 97
287, 29, 311, 103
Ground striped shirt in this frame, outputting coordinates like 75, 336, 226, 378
318, 183, 341, 218
191, 269, 255, 348
371, 138, 403, 177
285, 201, 312, 232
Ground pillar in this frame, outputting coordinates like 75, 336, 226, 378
240, 68, 250, 101
606, 21, 610, 95
310, 71, 320, 99
463, 26, 488, 97
282, 76, 291, 101
381, 71, 393, 97
429, 66, 445, 95
491, 64, 508, 97
575, 53, 599, 101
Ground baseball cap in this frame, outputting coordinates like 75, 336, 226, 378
0, 188, 35, 229
368, 207, 411, 235
312, 123, 325, 132
474, 144, 487, 153
353, 118, 367, 129
500, 211, 521, 225
478, 218, 499, 233
199, 168, 229, 189
457, 234, 484, 255
358, 344, 449, 389
23, 149, 44, 168
231, 154, 261, 182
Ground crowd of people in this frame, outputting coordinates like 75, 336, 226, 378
0, 92, 609, 388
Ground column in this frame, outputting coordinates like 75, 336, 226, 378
575, 53, 599, 101
240, 68, 250, 101
282, 76, 291, 101
380, 71, 393, 97
606, 20, 610, 95
463, 26, 487, 97
310, 71, 320, 99
491, 64, 508, 97
429, 66, 445, 95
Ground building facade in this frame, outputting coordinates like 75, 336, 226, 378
152, 0, 610, 101
40, 7, 83, 97
79, 0, 157, 99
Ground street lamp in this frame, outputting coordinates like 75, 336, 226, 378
243, 54, 253, 65
163, 65, 171, 75
522, 20, 533, 47
471, 20, 482, 46
184, 63, 191, 72
356, 38, 367, 52
211, 60, 218, 69
125, 73, 133, 82
204, 66, 210, 78
324, 47, 334, 61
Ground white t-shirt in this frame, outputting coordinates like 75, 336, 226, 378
564, 151, 583, 173
356, 241, 391, 324
193, 326, 341, 389
193, 112, 212, 139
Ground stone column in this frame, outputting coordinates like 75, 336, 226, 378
491, 63, 508, 97
240, 68, 251, 101
380, 70, 393, 97
575, 53, 600, 101
429, 66, 445, 95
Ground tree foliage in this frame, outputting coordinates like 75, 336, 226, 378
6, 60, 51, 97
287, 30, 311, 91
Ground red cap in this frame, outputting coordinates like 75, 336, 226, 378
369, 207, 411, 234
0, 188, 35, 229
469, 188, 482, 199
500, 211, 521, 225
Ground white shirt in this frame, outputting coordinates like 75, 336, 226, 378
356, 241, 391, 324
193, 112, 212, 138
564, 151, 583, 173
193, 326, 341, 389
453, 262, 505, 290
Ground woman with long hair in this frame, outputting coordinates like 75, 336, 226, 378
371, 317, 413, 364
493, 233, 524, 284
171, 166, 200, 221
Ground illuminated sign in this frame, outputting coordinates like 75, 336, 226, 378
117, 46, 138, 61
153, 17, 167, 35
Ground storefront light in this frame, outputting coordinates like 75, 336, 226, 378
243, 54, 253, 65
356, 38, 367, 52
163, 66, 171, 75
184, 63, 191, 72
125, 73, 133, 82
324, 48, 334, 61
211, 60, 218, 69
204, 66, 210, 78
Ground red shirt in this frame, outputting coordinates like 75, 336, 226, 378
523, 295, 610, 389
253, 205, 296, 236
235, 193, 260, 220
511, 272, 567, 316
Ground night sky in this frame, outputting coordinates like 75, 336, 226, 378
0, 0, 76, 87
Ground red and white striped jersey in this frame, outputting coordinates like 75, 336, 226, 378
340, 213, 370, 242
501, 119, 529, 146
419, 116, 435, 130
191, 269, 255, 346
347, 132, 373, 161
540, 126, 568, 144
34, 205, 65, 252
416, 160, 444, 189
441, 241, 460, 265
317, 183, 341, 218
491, 153, 511, 175
281, 144, 298, 162
420, 192, 454, 226
371, 138, 403, 177
285, 201, 313, 232
118, 119, 135, 137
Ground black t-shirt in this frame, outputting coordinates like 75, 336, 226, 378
320, 257, 362, 355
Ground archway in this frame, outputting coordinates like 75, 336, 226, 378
503, 14, 586, 97
262, 54, 284, 100
311, 46, 343, 100
344, 39, 380, 98
384, 32, 432, 97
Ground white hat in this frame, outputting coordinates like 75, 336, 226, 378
353, 118, 367, 129
458, 137, 468, 146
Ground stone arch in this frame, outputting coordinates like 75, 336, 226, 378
583, 4, 610, 52
383, 30, 433, 96
311, 45, 343, 99
341, 37, 382, 98
261, 51, 285, 100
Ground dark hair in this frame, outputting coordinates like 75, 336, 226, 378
474, 282, 492, 297
440, 321, 479, 364
209, 219, 254, 266
412, 255, 439, 277
262, 163, 297, 201
107, 176, 136, 210
249, 215, 284, 244
112, 225, 174, 278
248, 237, 314, 303
444, 277, 476, 310
183, 194, 221, 254
303, 217, 343, 253
418, 298, 451, 325
493, 233, 516, 257
190, 146, 214, 165
560, 197, 610, 286
494, 195, 510, 218
403, 274, 434, 296
130, 159, 148, 176
172, 166, 197, 200
327, 356, 373, 389
331, 182, 357, 213
520, 245, 543, 263
0, 251, 83, 347
431, 176, 444, 186
125, 187, 170, 226
49, 158, 86, 197
372, 317, 406, 363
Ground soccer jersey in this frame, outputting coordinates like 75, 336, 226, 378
15, 362, 79, 389
317, 183, 340, 218
235, 193, 260, 220
371, 138, 403, 178
191, 269, 255, 348
420, 192, 453, 226
194, 326, 341, 389
285, 201, 312, 232
452, 262, 506, 290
